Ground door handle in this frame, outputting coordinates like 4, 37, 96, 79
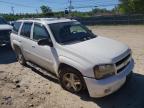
32, 46, 35, 48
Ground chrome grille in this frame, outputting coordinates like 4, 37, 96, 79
115, 53, 131, 73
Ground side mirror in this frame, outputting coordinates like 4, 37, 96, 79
37, 38, 53, 47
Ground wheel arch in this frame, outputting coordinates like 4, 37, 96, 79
13, 44, 21, 52
58, 63, 83, 78
58, 63, 87, 91
57, 56, 86, 77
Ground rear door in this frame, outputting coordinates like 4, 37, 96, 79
30, 23, 55, 72
19, 22, 33, 60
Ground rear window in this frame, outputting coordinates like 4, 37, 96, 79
20, 22, 32, 38
13, 22, 21, 34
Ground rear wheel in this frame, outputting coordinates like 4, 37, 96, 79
59, 67, 85, 93
16, 48, 26, 66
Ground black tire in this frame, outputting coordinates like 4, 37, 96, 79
59, 67, 85, 93
16, 48, 27, 66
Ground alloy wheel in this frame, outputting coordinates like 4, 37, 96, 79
62, 73, 82, 92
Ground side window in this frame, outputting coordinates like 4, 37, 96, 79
33, 23, 50, 41
13, 22, 21, 34
20, 22, 32, 38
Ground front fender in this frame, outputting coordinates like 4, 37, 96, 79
58, 56, 95, 78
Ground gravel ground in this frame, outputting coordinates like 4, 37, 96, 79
0, 25, 144, 108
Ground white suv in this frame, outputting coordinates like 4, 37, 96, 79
10, 18, 134, 98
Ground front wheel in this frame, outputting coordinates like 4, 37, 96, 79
59, 68, 85, 93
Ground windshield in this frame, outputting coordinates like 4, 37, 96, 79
49, 21, 96, 44
0, 17, 8, 24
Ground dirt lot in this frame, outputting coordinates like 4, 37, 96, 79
0, 25, 144, 108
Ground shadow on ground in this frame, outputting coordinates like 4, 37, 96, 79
79, 73, 144, 108
0, 46, 16, 64
27, 62, 144, 108
27, 64, 59, 84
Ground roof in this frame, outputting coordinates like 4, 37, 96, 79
17, 17, 77, 24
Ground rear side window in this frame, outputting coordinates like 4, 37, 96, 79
13, 22, 21, 34
20, 22, 32, 38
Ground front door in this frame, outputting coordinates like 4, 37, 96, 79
30, 23, 55, 72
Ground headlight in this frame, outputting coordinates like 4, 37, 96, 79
94, 64, 116, 80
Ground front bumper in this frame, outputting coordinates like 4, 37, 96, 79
0, 40, 10, 46
84, 59, 134, 98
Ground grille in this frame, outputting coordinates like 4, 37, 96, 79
0, 30, 10, 40
116, 53, 131, 73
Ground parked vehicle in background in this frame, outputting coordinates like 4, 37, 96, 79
0, 17, 13, 47
10, 18, 134, 98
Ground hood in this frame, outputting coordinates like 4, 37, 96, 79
0, 24, 13, 30
62, 36, 129, 65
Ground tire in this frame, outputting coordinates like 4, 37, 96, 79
59, 67, 85, 93
16, 48, 27, 66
